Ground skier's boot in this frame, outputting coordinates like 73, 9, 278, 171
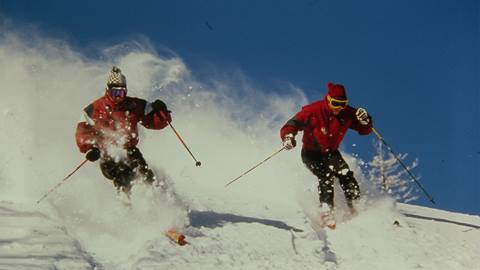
318, 211, 336, 230
347, 199, 359, 217
349, 207, 358, 217
317, 203, 336, 230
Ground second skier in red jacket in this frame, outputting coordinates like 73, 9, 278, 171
280, 82, 372, 229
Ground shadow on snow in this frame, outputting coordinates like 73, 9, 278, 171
402, 212, 480, 230
188, 210, 304, 232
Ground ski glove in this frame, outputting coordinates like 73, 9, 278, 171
86, 147, 101, 162
356, 108, 370, 125
151, 99, 171, 114
282, 134, 296, 150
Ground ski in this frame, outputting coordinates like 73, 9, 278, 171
165, 228, 188, 246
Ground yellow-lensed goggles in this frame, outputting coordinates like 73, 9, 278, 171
327, 95, 348, 109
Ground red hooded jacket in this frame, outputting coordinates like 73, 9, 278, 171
75, 92, 171, 153
280, 98, 372, 153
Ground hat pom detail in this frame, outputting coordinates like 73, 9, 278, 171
111, 66, 121, 73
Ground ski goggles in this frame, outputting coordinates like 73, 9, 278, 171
109, 87, 126, 98
327, 95, 348, 109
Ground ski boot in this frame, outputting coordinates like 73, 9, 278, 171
317, 203, 336, 230
318, 211, 336, 230
349, 207, 358, 217
347, 199, 359, 217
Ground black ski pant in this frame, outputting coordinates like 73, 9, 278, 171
99, 147, 156, 191
301, 149, 360, 209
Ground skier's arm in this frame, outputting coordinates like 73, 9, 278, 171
75, 104, 99, 153
140, 99, 171, 130
280, 109, 310, 140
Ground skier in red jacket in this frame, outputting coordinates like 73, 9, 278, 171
280, 82, 372, 228
75, 66, 171, 194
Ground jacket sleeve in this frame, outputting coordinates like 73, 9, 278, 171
75, 104, 98, 153
140, 100, 172, 130
279, 107, 311, 140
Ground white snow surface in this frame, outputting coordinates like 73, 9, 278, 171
0, 28, 479, 270
1, 199, 479, 270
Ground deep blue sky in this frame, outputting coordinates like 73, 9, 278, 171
1, 0, 478, 214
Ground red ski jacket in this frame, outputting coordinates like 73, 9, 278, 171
280, 98, 372, 153
75, 92, 171, 153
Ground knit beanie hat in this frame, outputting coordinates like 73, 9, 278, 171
106, 66, 127, 88
327, 82, 347, 100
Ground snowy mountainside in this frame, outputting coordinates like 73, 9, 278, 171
0, 198, 478, 270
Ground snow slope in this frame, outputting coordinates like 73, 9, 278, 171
0, 29, 479, 270
0, 198, 478, 270
0, 201, 97, 269
133, 199, 480, 270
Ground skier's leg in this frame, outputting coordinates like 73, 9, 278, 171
318, 177, 335, 209
302, 150, 337, 229
301, 150, 335, 209
329, 151, 360, 209
127, 147, 157, 184
100, 160, 119, 181
114, 162, 135, 193
100, 159, 134, 193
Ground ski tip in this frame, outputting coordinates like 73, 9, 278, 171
166, 228, 188, 246
326, 223, 336, 230
177, 234, 188, 246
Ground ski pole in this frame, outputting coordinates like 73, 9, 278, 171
371, 127, 435, 204
159, 111, 201, 167
225, 146, 286, 187
36, 159, 88, 204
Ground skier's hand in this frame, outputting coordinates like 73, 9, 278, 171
152, 99, 170, 114
356, 108, 370, 125
282, 134, 296, 150
85, 147, 101, 162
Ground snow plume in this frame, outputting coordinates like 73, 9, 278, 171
0, 27, 385, 268
0, 30, 192, 266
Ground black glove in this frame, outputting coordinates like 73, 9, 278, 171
86, 147, 101, 162
151, 99, 170, 113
